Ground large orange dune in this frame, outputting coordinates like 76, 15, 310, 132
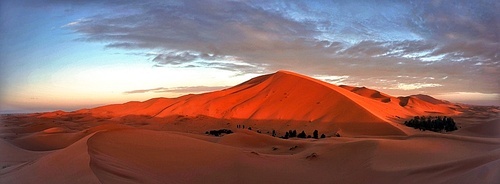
1, 70, 498, 184
76, 70, 461, 136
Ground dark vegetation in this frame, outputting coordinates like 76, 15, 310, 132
218, 125, 340, 140
279, 129, 332, 139
297, 131, 307, 138
205, 129, 233, 136
313, 130, 318, 139
404, 116, 458, 132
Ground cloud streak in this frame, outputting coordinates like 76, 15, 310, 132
124, 86, 230, 94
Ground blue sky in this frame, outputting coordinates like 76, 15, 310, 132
0, 0, 498, 113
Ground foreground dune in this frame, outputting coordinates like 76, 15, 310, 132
2, 127, 497, 184
0, 133, 99, 183
1, 70, 498, 183
92, 129, 498, 184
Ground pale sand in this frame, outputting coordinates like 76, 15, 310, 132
1, 125, 498, 183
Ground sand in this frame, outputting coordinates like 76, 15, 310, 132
1, 70, 498, 183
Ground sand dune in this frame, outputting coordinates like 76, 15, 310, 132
80, 71, 465, 136
1, 70, 498, 183
1, 134, 99, 183
339, 84, 461, 116
84, 71, 420, 136
2, 127, 498, 183
339, 85, 393, 103
56, 129, 500, 183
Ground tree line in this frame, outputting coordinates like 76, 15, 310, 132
279, 129, 329, 139
404, 116, 458, 132
213, 125, 342, 139
205, 129, 233, 136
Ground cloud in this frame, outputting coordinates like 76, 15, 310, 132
57, 0, 499, 95
124, 86, 230, 94
393, 83, 443, 90
124, 87, 164, 94
434, 92, 500, 106
152, 51, 198, 65
65, 0, 314, 52
313, 75, 349, 85
413, 0, 499, 43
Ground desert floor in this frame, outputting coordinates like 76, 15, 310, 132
0, 106, 498, 184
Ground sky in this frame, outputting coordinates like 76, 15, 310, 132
0, 0, 498, 113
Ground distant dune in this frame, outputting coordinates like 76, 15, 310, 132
1, 70, 498, 184
77, 70, 461, 136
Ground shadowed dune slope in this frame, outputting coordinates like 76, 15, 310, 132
87, 129, 500, 184
0, 134, 100, 184
339, 85, 392, 103
339, 85, 460, 115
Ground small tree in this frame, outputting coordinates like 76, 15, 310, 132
320, 134, 326, 138
284, 132, 289, 139
313, 130, 319, 139
297, 131, 306, 138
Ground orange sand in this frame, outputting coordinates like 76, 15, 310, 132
1, 70, 498, 183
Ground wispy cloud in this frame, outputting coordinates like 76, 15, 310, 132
313, 75, 349, 85
393, 83, 443, 90
124, 86, 230, 94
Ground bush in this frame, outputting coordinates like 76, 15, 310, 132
287, 130, 297, 138
281, 132, 289, 139
297, 131, 307, 138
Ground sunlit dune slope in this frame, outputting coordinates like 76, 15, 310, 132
42, 70, 463, 136
82, 70, 411, 135
91, 71, 387, 123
